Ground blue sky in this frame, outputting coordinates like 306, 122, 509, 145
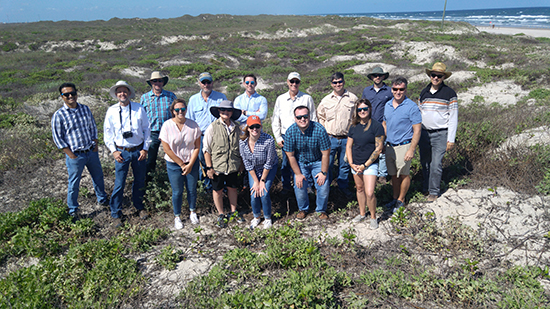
1, 0, 548, 23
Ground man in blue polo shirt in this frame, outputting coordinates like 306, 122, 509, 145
187, 72, 227, 190
284, 105, 331, 221
140, 71, 177, 184
234, 73, 268, 123
382, 76, 422, 213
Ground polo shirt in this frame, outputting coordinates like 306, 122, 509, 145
419, 82, 458, 143
187, 90, 227, 133
383, 97, 422, 145
362, 83, 393, 123
283, 121, 330, 164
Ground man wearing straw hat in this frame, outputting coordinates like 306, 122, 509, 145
418, 62, 458, 202
141, 71, 177, 183
104, 81, 151, 227
362, 67, 393, 184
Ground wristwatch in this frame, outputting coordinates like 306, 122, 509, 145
321, 171, 327, 176
261, 179, 266, 183
205, 166, 213, 171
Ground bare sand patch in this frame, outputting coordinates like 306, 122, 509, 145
496, 126, 550, 153
159, 35, 211, 45
477, 26, 550, 38
459, 80, 529, 106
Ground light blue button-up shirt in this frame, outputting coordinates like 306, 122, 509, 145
233, 91, 268, 123
187, 90, 227, 133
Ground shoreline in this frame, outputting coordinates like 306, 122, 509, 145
475, 26, 550, 38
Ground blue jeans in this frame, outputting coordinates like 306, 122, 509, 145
329, 136, 350, 189
166, 160, 199, 216
145, 131, 160, 183
198, 135, 212, 190
378, 153, 388, 178
419, 129, 448, 196
248, 164, 277, 219
110, 149, 146, 218
294, 161, 330, 213
65, 150, 108, 214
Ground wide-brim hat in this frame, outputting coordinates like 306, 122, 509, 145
109, 80, 136, 100
146, 71, 169, 86
210, 100, 242, 120
367, 67, 389, 80
425, 62, 452, 79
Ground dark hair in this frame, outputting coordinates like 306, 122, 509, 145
293, 105, 309, 116
243, 74, 256, 82
59, 82, 77, 94
351, 99, 372, 126
330, 72, 344, 82
391, 76, 408, 88
169, 98, 186, 117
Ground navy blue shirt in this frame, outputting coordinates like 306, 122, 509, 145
362, 83, 393, 123
283, 121, 331, 164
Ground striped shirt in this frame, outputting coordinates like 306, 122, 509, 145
239, 132, 278, 177
51, 103, 97, 152
140, 89, 177, 132
283, 121, 331, 164
419, 82, 458, 143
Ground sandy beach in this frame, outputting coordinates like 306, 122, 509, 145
477, 26, 550, 38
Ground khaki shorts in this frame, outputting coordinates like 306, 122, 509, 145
386, 144, 411, 177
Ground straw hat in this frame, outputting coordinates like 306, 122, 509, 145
210, 100, 242, 120
425, 62, 452, 79
146, 71, 169, 86
109, 80, 136, 100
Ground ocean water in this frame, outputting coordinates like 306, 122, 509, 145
340, 7, 550, 29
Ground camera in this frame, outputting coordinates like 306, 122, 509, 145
122, 131, 133, 139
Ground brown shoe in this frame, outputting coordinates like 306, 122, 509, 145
427, 195, 438, 203
139, 210, 149, 220
112, 217, 123, 228
296, 211, 307, 220
318, 212, 329, 220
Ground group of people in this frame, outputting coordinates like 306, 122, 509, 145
51, 61, 457, 231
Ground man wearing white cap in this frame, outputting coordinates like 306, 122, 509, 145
141, 71, 177, 183
271, 72, 317, 193
104, 81, 151, 227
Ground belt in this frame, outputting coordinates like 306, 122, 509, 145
424, 128, 448, 133
387, 140, 411, 147
329, 134, 347, 140
116, 143, 143, 152
73, 146, 93, 154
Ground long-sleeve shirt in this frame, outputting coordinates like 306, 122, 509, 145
140, 89, 177, 132
233, 91, 268, 123
317, 90, 358, 136
104, 102, 151, 153
239, 132, 278, 177
187, 90, 227, 133
271, 91, 317, 144
51, 103, 97, 152
418, 83, 458, 143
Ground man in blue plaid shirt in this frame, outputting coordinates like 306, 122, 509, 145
51, 82, 109, 220
140, 71, 177, 183
283, 105, 331, 221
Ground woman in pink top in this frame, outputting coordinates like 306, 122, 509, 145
160, 98, 202, 230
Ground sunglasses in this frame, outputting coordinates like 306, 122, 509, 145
174, 107, 186, 113
331, 80, 344, 85
289, 79, 301, 85
61, 91, 77, 97
430, 73, 444, 79
295, 114, 309, 120
151, 79, 163, 83
392, 87, 406, 92
357, 107, 369, 112
245, 81, 256, 85
249, 124, 261, 130
371, 74, 383, 78
201, 80, 212, 85
219, 108, 232, 112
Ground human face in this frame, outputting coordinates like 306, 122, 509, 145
356, 103, 370, 120
331, 78, 345, 95
173, 103, 187, 119
248, 124, 261, 138
218, 108, 233, 122
150, 78, 164, 93
116, 86, 130, 105
287, 78, 300, 94
60, 86, 78, 108
243, 77, 256, 95
391, 83, 407, 103
371, 74, 384, 86
430, 72, 445, 87
294, 108, 310, 131
199, 79, 213, 95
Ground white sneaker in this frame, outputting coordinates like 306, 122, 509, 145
262, 218, 272, 229
174, 217, 183, 230
190, 212, 199, 225
250, 217, 261, 229
370, 218, 379, 230
352, 215, 366, 223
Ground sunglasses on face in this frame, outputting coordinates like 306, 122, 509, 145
174, 107, 186, 113
249, 124, 261, 130
371, 74, 383, 78
357, 107, 369, 112
151, 79, 163, 83
392, 87, 406, 92
331, 80, 344, 85
201, 80, 212, 85
219, 108, 232, 112
245, 81, 255, 85
295, 114, 309, 120
430, 73, 444, 79
289, 79, 301, 85
61, 91, 77, 97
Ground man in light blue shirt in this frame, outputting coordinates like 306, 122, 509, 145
233, 74, 268, 124
187, 72, 227, 190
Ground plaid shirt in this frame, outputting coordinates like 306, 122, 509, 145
140, 89, 177, 132
239, 132, 278, 177
283, 121, 330, 164
51, 103, 97, 152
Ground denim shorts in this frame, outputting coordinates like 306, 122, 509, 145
351, 162, 379, 176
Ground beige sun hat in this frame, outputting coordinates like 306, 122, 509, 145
109, 80, 136, 100
146, 71, 169, 86
425, 62, 452, 79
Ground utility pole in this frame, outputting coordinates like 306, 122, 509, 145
441, 0, 448, 29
